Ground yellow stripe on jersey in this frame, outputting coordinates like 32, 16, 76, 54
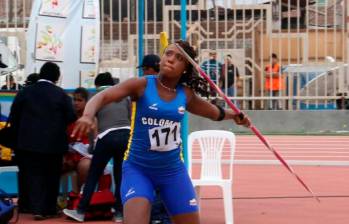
123, 102, 137, 160
180, 144, 184, 162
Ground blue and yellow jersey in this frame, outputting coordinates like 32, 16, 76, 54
124, 75, 186, 170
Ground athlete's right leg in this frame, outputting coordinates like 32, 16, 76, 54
124, 197, 152, 224
121, 161, 155, 224
171, 212, 200, 224
157, 164, 200, 224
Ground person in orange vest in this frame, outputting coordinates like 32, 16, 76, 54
265, 53, 284, 110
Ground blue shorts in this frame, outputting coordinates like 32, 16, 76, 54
121, 161, 199, 216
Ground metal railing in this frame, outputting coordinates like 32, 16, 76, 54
0, 0, 348, 110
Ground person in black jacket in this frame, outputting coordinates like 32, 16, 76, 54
10, 62, 76, 220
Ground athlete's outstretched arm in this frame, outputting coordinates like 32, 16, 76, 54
72, 77, 146, 138
185, 88, 250, 127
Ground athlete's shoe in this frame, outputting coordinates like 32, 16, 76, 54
63, 209, 84, 222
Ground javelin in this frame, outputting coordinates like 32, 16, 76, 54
175, 43, 320, 202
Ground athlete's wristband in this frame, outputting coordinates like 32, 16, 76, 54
215, 104, 225, 121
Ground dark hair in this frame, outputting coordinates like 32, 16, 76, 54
138, 54, 160, 72
74, 87, 89, 101
175, 40, 210, 97
25, 73, 39, 86
272, 53, 278, 59
226, 54, 232, 58
39, 62, 60, 82
94, 72, 114, 87
152, 65, 160, 73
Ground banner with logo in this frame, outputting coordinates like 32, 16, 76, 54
26, 0, 100, 88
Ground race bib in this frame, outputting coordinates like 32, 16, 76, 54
148, 123, 181, 152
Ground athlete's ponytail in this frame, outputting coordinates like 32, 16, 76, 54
175, 40, 210, 98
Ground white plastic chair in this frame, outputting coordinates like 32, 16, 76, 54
188, 130, 236, 224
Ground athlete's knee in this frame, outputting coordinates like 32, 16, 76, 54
124, 197, 152, 224
171, 212, 200, 224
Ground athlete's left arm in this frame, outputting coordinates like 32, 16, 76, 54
185, 87, 250, 126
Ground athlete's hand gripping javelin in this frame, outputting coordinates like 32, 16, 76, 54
232, 111, 250, 127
